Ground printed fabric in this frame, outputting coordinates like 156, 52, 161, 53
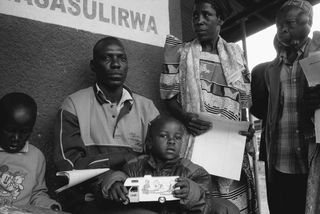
0, 142, 60, 209
306, 141, 320, 214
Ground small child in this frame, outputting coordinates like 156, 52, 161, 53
101, 116, 212, 214
0, 92, 61, 210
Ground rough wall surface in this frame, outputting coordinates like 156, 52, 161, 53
0, 0, 181, 204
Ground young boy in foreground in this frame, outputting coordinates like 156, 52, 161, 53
0, 92, 61, 210
101, 116, 212, 214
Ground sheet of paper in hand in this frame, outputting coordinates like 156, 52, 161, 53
300, 51, 320, 143
299, 52, 320, 87
55, 168, 109, 193
191, 112, 250, 180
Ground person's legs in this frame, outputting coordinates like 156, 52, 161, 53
78, 201, 159, 214
273, 169, 308, 214
211, 197, 240, 214
106, 207, 159, 214
264, 162, 282, 214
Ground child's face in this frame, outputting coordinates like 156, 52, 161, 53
150, 120, 183, 163
0, 108, 34, 153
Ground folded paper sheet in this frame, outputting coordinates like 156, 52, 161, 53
299, 51, 320, 143
56, 168, 109, 193
191, 113, 250, 180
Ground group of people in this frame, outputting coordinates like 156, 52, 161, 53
1, 0, 319, 213
250, 1, 320, 214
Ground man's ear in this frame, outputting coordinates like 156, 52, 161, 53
308, 17, 313, 27
218, 17, 225, 26
90, 60, 95, 73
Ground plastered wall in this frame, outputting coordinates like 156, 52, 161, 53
0, 0, 181, 203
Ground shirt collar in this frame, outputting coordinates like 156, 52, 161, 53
0, 141, 29, 153
120, 88, 133, 106
94, 83, 133, 106
278, 41, 308, 67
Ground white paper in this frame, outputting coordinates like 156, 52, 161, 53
299, 52, 320, 143
299, 52, 320, 87
191, 113, 250, 181
0, 0, 169, 47
56, 168, 109, 193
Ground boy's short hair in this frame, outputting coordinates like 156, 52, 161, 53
144, 115, 186, 153
0, 92, 37, 127
148, 115, 185, 137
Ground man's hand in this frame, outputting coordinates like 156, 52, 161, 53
303, 84, 320, 110
238, 124, 255, 143
108, 181, 128, 203
181, 112, 212, 136
50, 204, 60, 211
238, 124, 255, 156
211, 197, 240, 214
172, 177, 189, 199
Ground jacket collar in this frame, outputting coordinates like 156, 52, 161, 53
276, 39, 310, 67
147, 155, 181, 170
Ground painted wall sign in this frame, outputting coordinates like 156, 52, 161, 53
0, 0, 169, 47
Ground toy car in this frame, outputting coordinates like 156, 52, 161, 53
123, 175, 179, 204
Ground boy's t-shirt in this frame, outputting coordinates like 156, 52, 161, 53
0, 142, 58, 208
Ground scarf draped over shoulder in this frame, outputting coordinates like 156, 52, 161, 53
160, 34, 251, 115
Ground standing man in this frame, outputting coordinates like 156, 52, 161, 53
250, 35, 283, 214
53, 36, 159, 214
264, 1, 320, 214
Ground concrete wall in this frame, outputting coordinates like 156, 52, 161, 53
0, 0, 181, 203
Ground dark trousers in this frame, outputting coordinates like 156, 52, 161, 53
264, 162, 282, 214
78, 201, 159, 214
272, 168, 308, 214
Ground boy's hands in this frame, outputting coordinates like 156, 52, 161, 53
172, 177, 189, 199
108, 181, 128, 202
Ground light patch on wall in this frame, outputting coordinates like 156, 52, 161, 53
0, 0, 169, 47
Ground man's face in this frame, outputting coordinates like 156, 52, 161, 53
0, 108, 34, 153
91, 41, 128, 90
276, 6, 311, 48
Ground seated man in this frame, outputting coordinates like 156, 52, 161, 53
53, 36, 159, 214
